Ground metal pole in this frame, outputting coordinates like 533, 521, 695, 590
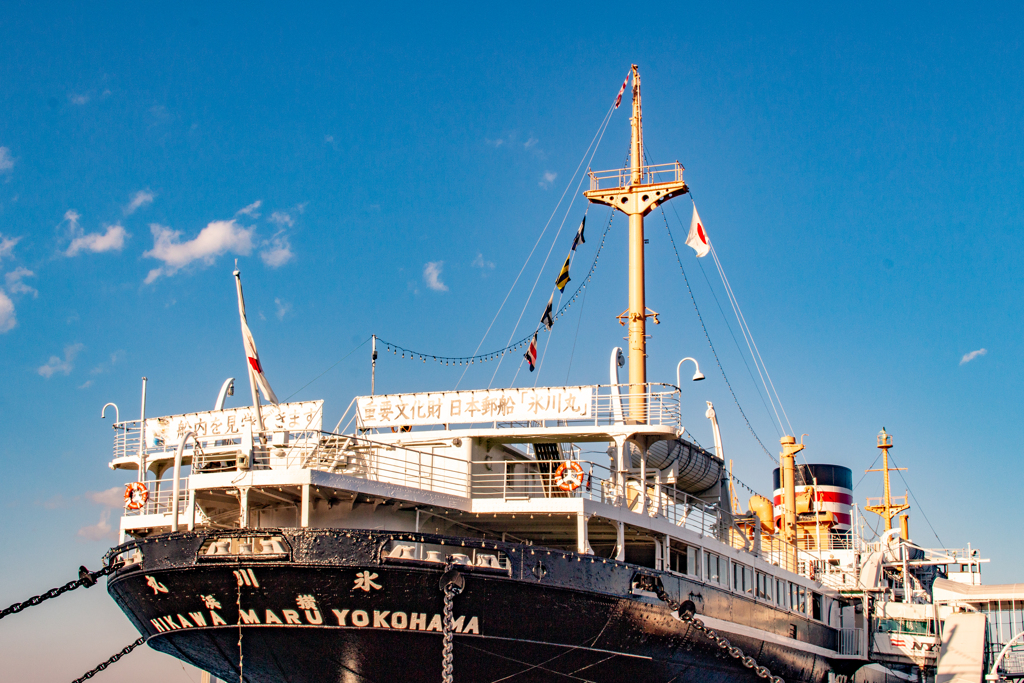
371, 335, 377, 396
171, 431, 195, 533
627, 65, 647, 421
138, 377, 147, 483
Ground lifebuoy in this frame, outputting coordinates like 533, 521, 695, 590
554, 460, 585, 492
124, 482, 149, 510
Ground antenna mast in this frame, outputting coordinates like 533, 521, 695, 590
585, 65, 689, 420
865, 428, 909, 532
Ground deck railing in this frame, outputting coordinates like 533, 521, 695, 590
588, 161, 685, 191
123, 477, 188, 517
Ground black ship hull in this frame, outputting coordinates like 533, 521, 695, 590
106, 529, 867, 682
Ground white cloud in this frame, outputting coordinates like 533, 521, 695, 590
0, 233, 20, 260
472, 253, 495, 271
86, 486, 124, 508
236, 200, 262, 218
539, 171, 557, 189
143, 219, 255, 283
69, 93, 90, 105
524, 137, 539, 149
38, 342, 84, 378
78, 509, 115, 542
65, 224, 128, 256
269, 211, 294, 227
5, 267, 37, 297
0, 147, 13, 172
260, 232, 294, 268
90, 349, 125, 375
423, 261, 448, 292
0, 291, 15, 333
124, 189, 155, 215
274, 297, 291, 320
960, 348, 987, 365
78, 380, 93, 389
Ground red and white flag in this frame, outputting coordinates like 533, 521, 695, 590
524, 333, 538, 372
614, 72, 631, 109
685, 204, 711, 258
234, 270, 279, 404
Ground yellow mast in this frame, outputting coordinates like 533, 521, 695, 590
584, 65, 689, 420
865, 428, 909, 532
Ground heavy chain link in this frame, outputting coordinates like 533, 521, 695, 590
71, 637, 145, 682
1, 563, 119, 621
651, 583, 784, 683
439, 561, 466, 683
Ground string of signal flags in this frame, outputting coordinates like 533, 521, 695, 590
377, 210, 614, 369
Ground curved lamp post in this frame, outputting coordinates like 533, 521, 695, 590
676, 357, 705, 389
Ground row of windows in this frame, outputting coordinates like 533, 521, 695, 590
876, 618, 936, 635
669, 543, 830, 622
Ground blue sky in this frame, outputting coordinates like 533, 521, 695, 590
1, 3, 1022, 679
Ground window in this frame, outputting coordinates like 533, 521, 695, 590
777, 579, 787, 608
756, 572, 773, 602
669, 543, 700, 577
876, 618, 899, 633
811, 592, 822, 621
743, 566, 753, 595
789, 584, 806, 613
705, 552, 722, 584
687, 546, 699, 577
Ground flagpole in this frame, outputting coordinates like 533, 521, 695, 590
371, 335, 377, 395
234, 268, 265, 436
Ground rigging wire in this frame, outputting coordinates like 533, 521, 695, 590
659, 205, 781, 438
660, 206, 779, 465
885, 451, 946, 548
450, 102, 617, 390
281, 336, 371, 403
488, 113, 615, 388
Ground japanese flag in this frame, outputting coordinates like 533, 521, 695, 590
686, 204, 710, 258
235, 270, 279, 404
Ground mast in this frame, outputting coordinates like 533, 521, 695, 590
584, 65, 689, 421
865, 428, 909, 532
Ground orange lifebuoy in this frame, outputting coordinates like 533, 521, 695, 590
124, 482, 148, 510
554, 460, 585, 492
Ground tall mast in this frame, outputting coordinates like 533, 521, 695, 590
865, 428, 909, 532
585, 65, 689, 420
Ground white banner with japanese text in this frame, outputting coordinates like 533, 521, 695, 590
145, 400, 323, 448
356, 387, 592, 428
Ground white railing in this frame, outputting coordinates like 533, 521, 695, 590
588, 161, 685, 191
839, 628, 863, 656
124, 477, 188, 517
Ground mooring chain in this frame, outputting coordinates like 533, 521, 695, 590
649, 581, 784, 683
439, 560, 466, 683
0, 563, 120, 621
71, 636, 146, 682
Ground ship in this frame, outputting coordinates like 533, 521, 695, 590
96, 66, 1008, 683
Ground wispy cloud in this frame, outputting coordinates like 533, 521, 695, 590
69, 93, 90, 105
269, 211, 294, 227
472, 253, 495, 271
960, 348, 987, 365
90, 350, 125, 375
66, 224, 128, 256
78, 509, 115, 542
260, 232, 294, 267
423, 261, 448, 292
38, 343, 84, 378
274, 297, 291, 320
5, 267, 37, 297
0, 291, 15, 333
236, 200, 262, 219
0, 147, 13, 173
524, 137, 539, 149
86, 487, 124, 508
124, 189, 155, 215
143, 219, 254, 283
539, 171, 557, 189
0, 233, 20, 259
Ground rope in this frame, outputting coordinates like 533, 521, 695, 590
71, 637, 146, 682
454, 102, 617, 390
374, 210, 614, 372
1, 563, 118, 621
642, 577, 783, 683
660, 207, 778, 465
281, 336, 371, 402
